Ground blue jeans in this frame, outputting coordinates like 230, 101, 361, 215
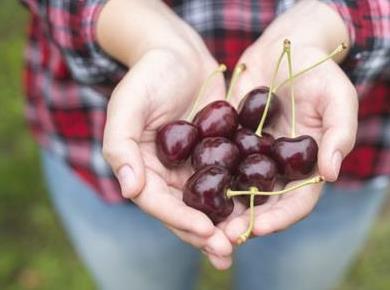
41, 150, 388, 290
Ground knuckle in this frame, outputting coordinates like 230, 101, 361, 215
282, 198, 314, 225
298, 209, 311, 223
277, 224, 289, 232
106, 97, 115, 113
347, 134, 357, 153
344, 80, 359, 113
101, 144, 118, 164
340, 129, 357, 155
101, 146, 110, 162
347, 82, 358, 101
121, 190, 135, 200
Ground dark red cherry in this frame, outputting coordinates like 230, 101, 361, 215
233, 154, 277, 206
183, 165, 234, 224
233, 128, 275, 157
192, 137, 240, 173
271, 135, 318, 181
156, 120, 199, 168
238, 86, 280, 131
193, 100, 238, 139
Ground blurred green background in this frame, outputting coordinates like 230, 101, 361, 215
0, 1, 389, 290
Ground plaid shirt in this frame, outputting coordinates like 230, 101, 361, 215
21, 0, 389, 203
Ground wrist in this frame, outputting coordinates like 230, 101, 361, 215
96, 0, 207, 68
260, 0, 350, 63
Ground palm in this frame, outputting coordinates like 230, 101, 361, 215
223, 45, 356, 240
271, 63, 333, 143
117, 49, 227, 227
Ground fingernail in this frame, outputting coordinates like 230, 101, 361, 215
332, 151, 342, 180
117, 165, 136, 197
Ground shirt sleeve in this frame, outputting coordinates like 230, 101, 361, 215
319, 0, 390, 95
21, 0, 123, 84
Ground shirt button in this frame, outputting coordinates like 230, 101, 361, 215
355, 51, 369, 60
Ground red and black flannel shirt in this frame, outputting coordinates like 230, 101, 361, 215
21, 0, 390, 203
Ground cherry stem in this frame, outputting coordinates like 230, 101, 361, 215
272, 43, 347, 93
284, 40, 296, 138
255, 43, 287, 137
226, 63, 246, 102
226, 176, 324, 198
187, 64, 227, 122
237, 187, 257, 245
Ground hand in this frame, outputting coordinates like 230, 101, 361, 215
98, 0, 233, 269
222, 0, 358, 242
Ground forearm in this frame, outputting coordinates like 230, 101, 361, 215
260, 0, 350, 62
96, 0, 199, 66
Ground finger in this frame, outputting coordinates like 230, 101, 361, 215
169, 226, 233, 257
253, 182, 323, 236
133, 170, 215, 237
206, 253, 233, 271
168, 226, 208, 249
319, 70, 358, 181
224, 197, 277, 243
103, 61, 152, 199
206, 228, 233, 257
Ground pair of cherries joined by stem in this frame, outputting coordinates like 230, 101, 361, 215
155, 40, 347, 242
156, 64, 237, 168
156, 64, 244, 225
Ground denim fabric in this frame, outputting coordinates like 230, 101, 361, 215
41, 150, 388, 290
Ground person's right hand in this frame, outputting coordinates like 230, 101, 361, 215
97, 0, 234, 269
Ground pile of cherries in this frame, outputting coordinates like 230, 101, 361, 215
155, 40, 346, 243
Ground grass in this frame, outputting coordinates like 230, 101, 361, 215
0, 1, 388, 290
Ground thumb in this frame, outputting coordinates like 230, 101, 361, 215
318, 71, 358, 182
103, 63, 149, 199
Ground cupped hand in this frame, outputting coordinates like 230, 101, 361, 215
223, 39, 358, 243
102, 47, 233, 269
98, 0, 236, 267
